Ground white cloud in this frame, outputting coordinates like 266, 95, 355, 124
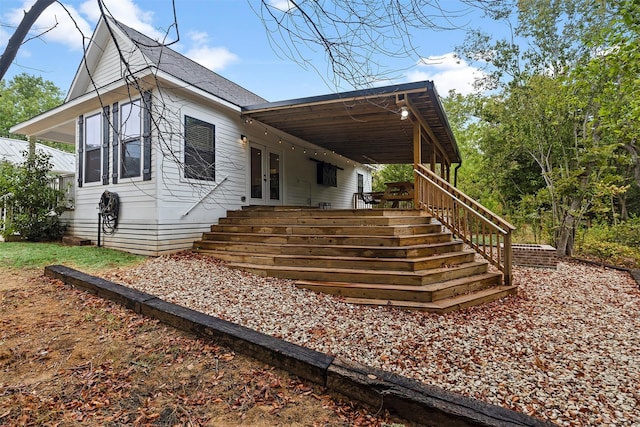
79, 0, 163, 40
183, 31, 238, 72
2, 1, 238, 75
6, 0, 92, 51
2, 0, 162, 53
406, 53, 485, 96
268, 0, 297, 12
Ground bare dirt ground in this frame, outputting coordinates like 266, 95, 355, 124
0, 268, 413, 426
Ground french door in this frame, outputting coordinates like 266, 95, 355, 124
249, 143, 282, 205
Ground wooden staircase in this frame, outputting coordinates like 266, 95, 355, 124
193, 206, 517, 313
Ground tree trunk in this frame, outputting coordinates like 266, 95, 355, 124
556, 197, 582, 257
28, 136, 36, 160
0, 0, 56, 81
623, 142, 640, 188
617, 193, 628, 220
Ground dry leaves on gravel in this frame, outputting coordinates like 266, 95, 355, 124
105, 252, 640, 427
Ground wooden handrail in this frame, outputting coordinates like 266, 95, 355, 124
414, 164, 515, 286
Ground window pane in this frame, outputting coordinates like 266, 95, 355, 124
269, 152, 280, 200
84, 113, 101, 182
121, 100, 141, 140
250, 146, 262, 198
185, 116, 215, 180
121, 139, 141, 178
85, 148, 101, 182
85, 114, 101, 149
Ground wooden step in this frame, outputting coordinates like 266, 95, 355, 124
195, 240, 465, 259
200, 231, 454, 247
193, 206, 517, 313
225, 261, 489, 286
227, 208, 427, 218
218, 215, 433, 226
342, 286, 518, 314
296, 272, 502, 302
210, 223, 441, 236
206, 250, 477, 272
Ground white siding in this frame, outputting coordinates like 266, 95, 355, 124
68, 88, 373, 256
68, 82, 372, 256
86, 31, 150, 92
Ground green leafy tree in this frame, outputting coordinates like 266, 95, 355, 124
0, 73, 64, 140
457, 0, 626, 256
372, 164, 413, 191
0, 151, 67, 241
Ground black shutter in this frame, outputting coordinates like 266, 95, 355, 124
142, 91, 152, 181
77, 115, 84, 188
111, 103, 119, 184
102, 105, 110, 185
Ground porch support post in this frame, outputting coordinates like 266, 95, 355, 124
431, 144, 436, 172
413, 121, 421, 208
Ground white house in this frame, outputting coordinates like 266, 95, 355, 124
10, 17, 460, 256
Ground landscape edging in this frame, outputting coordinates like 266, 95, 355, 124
44, 264, 554, 427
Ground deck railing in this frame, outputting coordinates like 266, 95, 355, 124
414, 164, 516, 286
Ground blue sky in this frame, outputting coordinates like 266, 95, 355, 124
1, 0, 501, 101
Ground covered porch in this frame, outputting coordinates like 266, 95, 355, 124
242, 81, 514, 287
242, 81, 459, 188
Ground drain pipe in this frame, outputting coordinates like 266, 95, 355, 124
454, 161, 462, 187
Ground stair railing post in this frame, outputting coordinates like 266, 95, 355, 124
503, 230, 513, 286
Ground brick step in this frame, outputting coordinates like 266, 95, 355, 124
194, 240, 465, 258
199, 231, 454, 247
206, 250, 477, 272
342, 286, 519, 314
225, 261, 489, 286
228, 208, 426, 218
218, 215, 433, 227
209, 223, 441, 236
295, 272, 503, 302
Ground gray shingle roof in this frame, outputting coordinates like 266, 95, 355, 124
114, 19, 267, 107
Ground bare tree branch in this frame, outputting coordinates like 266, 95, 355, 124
0, 0, 57, 81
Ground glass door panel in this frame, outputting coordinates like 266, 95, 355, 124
250, 146, 263, 199
269, 151, 280, 201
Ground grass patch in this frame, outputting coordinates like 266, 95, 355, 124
0, 242, 146, 272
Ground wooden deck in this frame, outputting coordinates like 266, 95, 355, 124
193, 206, 517, 313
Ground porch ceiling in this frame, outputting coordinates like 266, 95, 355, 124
242, 81, 460, 165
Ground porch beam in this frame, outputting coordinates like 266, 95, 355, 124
398, 95, 451, 167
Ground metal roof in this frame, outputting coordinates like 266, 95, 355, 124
0, 137, 75, 175
242, 81, 460, 165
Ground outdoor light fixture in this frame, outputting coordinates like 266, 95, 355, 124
400, 105, 409, 120
240, 134, 247, 143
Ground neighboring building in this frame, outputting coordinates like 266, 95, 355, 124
0, 136, 75, 175
10, 17, 460, 256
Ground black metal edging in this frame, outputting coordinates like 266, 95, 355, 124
44, 265, 554, 427
567, 257, 640, 289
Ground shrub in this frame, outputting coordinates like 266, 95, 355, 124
576, 220, 640, 268
0, 151, 67, 241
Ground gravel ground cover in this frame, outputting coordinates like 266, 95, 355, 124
103, 253, 640, 427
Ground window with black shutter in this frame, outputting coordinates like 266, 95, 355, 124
84, 113, 102, 183
184, 115, 215, 181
